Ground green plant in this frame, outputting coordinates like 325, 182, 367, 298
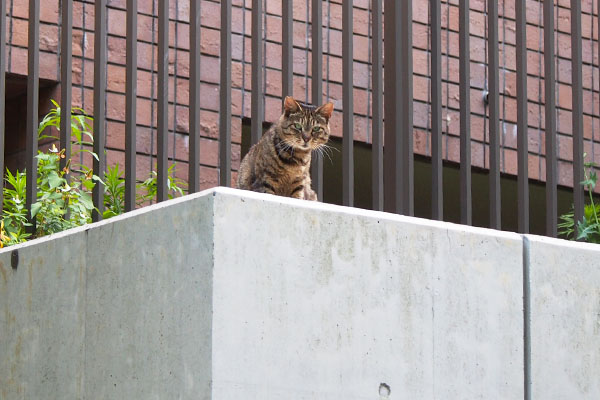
1, 169, 31, 246
137, 163, 186, 204
558, 159, 600, 244
103, 163, 125, 219
31, 144, 96, 237
0, 100, 187, 247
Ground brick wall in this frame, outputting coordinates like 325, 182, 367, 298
3, 0, 600, 196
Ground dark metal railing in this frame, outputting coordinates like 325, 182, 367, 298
219, 0, 232, 188
92, 0, 107, 221
543, 0, 559, 237
26, 0, 40, 228
125, 0, 137, 210
516, 0, 529, 233
0, 0, 6, 208
1, 0, 595, 238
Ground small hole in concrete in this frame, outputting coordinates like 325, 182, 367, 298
11, 250, 18, 270
379, 383, 390, 397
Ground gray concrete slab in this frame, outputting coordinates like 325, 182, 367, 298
526, 234, 600, 399
0, 228, 87, 399
84, 194, 214, 399
0, 191, 215, 400
210, 188, 525, 399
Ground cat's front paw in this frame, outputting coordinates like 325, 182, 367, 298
303, 187, 318, 201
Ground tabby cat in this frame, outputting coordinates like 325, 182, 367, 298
236, 96, 334, 200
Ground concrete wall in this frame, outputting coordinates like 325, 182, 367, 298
0, 194, 214, 399
526, 235, 600, 399
0, 187, 599, 399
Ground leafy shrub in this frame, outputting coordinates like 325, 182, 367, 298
558, 160, 600, 244
0, 101, 186, 247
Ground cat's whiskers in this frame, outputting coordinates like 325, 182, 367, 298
314, 143, 337, 164
314, 146, 334, 164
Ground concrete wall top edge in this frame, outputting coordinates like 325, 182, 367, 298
212, 187, 523, 242
0, 186, 219, 255
524, 232, 600, 252
12, 186, 594, 257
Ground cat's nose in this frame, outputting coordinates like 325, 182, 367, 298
302, 134, 311, 143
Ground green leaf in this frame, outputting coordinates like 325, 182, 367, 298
82, 179, 95, 191
79, 193, 94, 210
31, 202, 42, 218
48, 171, 64, 189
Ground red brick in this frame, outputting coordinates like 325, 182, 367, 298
557, 108, 573, 136
265, 68, 282, 97
470, 10, 485, 39
503, 148, 518, 175
413, 0, 428, 25
353, 35, 369, 63
558, 160, 574, 187
557, 82, 572, 111
499, 18, 516, 46
471, 141, 485, 169
414, 128, 428, 156
108, 7, 127, 38
414, 101, 429, 130
265, 14, 282, 43
10, 18, 28, 48
444, 134, 460, 163
413, 23, 429, 51
471, 115, 486, 142
557, 7, 571, 34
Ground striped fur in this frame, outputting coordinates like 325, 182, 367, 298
237, 96, 334, 200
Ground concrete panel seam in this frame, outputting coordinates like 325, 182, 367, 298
522, 235, 531, 400
83, 227, 90, 399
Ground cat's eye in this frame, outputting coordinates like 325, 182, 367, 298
293, 123, 302, 130
312, 126, 322, 133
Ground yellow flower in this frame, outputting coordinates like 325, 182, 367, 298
0, 220, 9, 247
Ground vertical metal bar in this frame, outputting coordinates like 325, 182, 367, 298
543, 0, 557, 237
189, 0, 201, 193
571, 0, 584, 230
400, 0, 413, 215
384, 0, 400, 213
516, 0, 529, 233
488, 0, 500, 229
92, 0, 107, 221
220, 0, 232, 186
157, 0, 168, 202
282, 0, 293, 98
459, 0, 472, 225
372, 0, 383, 211
251, 0, 263, 145
26, 0, 40, 226
430, 0, 442, 220
0, 0, 7, 210
125, 0, 137, 211
342, 0, 353, 206
60, 0, 72, 170
311, 0, 323, 200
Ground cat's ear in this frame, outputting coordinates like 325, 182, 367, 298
316, 102, 334, 120
283, 96, 302, 115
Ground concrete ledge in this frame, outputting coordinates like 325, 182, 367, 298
211, 188, 524, 399
525, 235, 600, 399
0, 191, 215, 399
0, 187, 597, 398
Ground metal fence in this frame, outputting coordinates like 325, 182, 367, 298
0, 0, 593, 237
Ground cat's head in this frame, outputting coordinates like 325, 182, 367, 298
278, 96, 334, 151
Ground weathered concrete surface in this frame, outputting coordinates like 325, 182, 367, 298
211, 188, 524, 399
0, 194, 214, 400
0, 228, 87, 399
10, 187, 590, 399
526, 235, 600, 399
